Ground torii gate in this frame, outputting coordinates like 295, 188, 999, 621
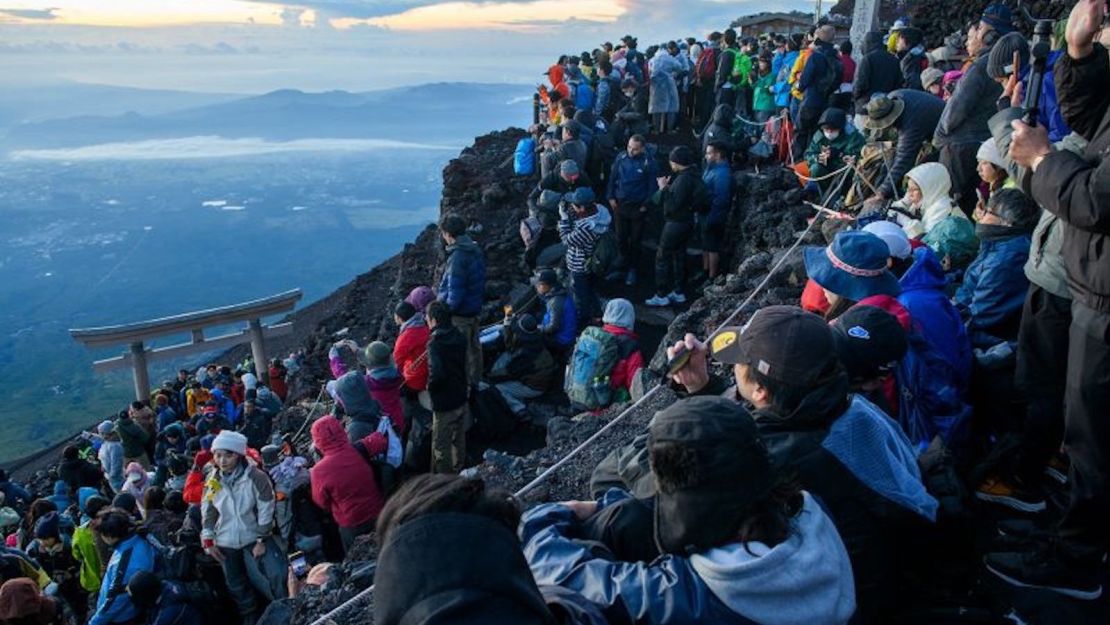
70, 289, 302, 401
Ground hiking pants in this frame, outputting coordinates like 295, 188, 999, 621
939, 142, 981, 217
655, 221, 692, 297
695, 83, 715, 130
432, 404, 467, 474
1057, 302, 1110, 559
792, 106, 821, 165
218, 537, 287, 617
1013, 285, 1070, 485
451, 315, 482, 389
570, 271, 600, 325
613, 201, 645, 270
495, 381, 544, 417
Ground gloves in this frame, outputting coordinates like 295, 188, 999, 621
202, 537, 216, 552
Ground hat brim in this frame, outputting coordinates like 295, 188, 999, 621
863, 98, 905, 130
804, 246, 901, 302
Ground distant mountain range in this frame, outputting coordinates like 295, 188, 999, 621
0, 82, 534, 151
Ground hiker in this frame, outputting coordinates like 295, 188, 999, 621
610, 79, 649, 148
803, 107, 864, 190
534, 268, 577, 360
201, 430, 287, 623
752, 51, 778, 126
594, 59, 624, 121
792, 26, 840, 162
833, 40, 856, 113
237, 400, 273, 452
425, 301, 469, 474
152, 422, 186, 486
185, 381, 210, 418
701, 140, 732, 280
140, 487, 180, 546
309, 416, 386, 554
528, 160, 593, 225
895, 245, 974, 386
920, 67, 945, 97
714, 29, 740, 108
830, 304, 909, 415
648, 45, 684, 134
0, 470, 31, 513
558, 187, 612, 323
488, 314, 558, 419
955, 188, 1037, 348
25, 512, 85, 621
392, 301, 430, 397
72, 495, 109, 598
803, 230, 902, 321
330, 340, 404, 436
437, 213, 486, 389
58, 444, 102, 493
888, 163, 979, 270
120, 463, 150, 514
700, 103, 735, 163
0, 578, 67, 625
116, 410, 151, 469
126, 571, 203, 625
974, 138, 1013, 205
566, 299, 643, 411
522, 396, 856, 625
895, 27, 928, 91
862, 90, 945, 200
607, 134, 658, 286
267, 358, 288, 402
328, 362, 384, 444
647, 145, 704, 307
88, 508, 159, 625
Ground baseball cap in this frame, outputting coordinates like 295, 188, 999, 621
830, 306, 908, 380
651, 396, 773, 554
709, 305, 836, 386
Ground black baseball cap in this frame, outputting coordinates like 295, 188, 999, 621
709, 305, 836, 386
830, 305, 908, 380
650, 396, 773, 554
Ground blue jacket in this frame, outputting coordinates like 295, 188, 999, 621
1025, 51, 1071, 143
90, 534, 159, 625
897, 247, 973, 387
774, 50, 800, 108
437, 235, 486, 317
149, 581, 203, 625
798, 42, 837, 111
702, 161, 732, 225
954, 231, 1031, 348
210, 389, 237, 426
541, 288, 578, 347
606, 151, 658, 204
521, 490, 856, 625
155, 406, 177, 433
47, 480, 72, 513
0, 479, 32, 508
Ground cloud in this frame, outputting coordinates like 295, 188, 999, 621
0, 6, 59, 20
345, 0, 625, 31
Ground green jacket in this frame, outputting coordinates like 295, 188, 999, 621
804, 128, 865, 181
731, 51, 753, 88
753, 73, 777, 113
72, 524, 103, 593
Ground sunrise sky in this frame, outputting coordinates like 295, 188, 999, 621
0, 0, 817, 92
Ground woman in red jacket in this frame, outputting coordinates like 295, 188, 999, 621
309, 416, 386, 554
600, 299, 644, 401
392, 301, 431, 393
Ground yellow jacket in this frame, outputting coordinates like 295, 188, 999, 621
790, 49, 812, 101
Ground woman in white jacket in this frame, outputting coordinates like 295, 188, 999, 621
888, 162, 978, 268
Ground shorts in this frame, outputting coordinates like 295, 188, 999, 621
701, 220, 725, 253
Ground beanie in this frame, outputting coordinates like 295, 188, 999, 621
602, 298, 636, 330
920, 67, 944, 90
405, 286, 436, 313
981, 3, 1014, 35
33, 512, 60, 540
976, 138, 1007, 170
211, 430, 248, 456
361, 341, 393, 369
987, 32, 1029, 80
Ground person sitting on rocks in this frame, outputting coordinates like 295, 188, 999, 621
803, 230, 902, 321
887, 162, 978, 270
329, 340, 405, 436
829, 304, 910, 416
534, 269, 577, 361
803, 107, 864, 192
488, 314, 558, 420
126, 570, 203, 625
310, 416, 387, 555
566, 299, 644, 411
528, 159, 594, 228
522, 396, 857, 625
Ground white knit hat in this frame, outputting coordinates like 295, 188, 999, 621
863, 221, 912, 260
211, 430, 248, 456
976, 139, 1006, 170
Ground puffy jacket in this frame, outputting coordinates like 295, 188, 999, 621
147, 581, 203, 625
185, 388, 210, 418
659, 167, 704, 223
437, 235, 486, 317
427, 324, 468, 411
880, 89, 946, 197
702, 161, 732, 225
602, 324, 643, 395
1030, 42, 1110, 313
853, 32, 903, 114
200, 462, 276, 550
309, 416, 385, 528
935, 47, 1002, 148
898, 47, 928, 91
394, 315, 431, 391
332, 370, 382, 430
798, 41, 837, 111
59, 456, 103, 492
98, 440, 125, 493
804, 108, 865, 180
955, 227, 1032, 347
540, 288, 578, 348
522, 490, 856, 625
701, 104, 735, 159
366, 367, 405, 435
267, 364, 288, 401
897, 247, 973, 385
607, 151, 658, 204
89, 534, 158, 625
558, 205, 612, 274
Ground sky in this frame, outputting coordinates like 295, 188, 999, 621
0, 0, 818, 93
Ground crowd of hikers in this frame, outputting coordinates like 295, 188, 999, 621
2, 1, 1110, 623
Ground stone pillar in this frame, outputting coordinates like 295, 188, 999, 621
850, 0, 882, 61
248, 319, 269, 385
130, 341, 150, 401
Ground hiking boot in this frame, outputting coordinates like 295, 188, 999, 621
985, 545, 1103, 600
668, 291, 686, 304
1044, 453, 1069, 486
625, 270, 637, 286
975, 476, 1046, 513
645, 294, 671, 307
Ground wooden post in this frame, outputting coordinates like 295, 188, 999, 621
850, 0, 882, 62
130, 341, 150, 401
533, 93, 541, 125
248, 318, 268, 385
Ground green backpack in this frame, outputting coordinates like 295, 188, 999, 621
565, 326, 622, 410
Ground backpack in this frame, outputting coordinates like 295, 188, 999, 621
514, 138, 536, 176
695, 47, 720, 83
896, 332, 973, 454
573, 82, 596, 112
588, 228, 618, 277
520, 216, 543, 250
822, 51, 844, 97
565, 327, 622, 410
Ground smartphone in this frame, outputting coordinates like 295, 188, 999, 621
289, 551, 308, 578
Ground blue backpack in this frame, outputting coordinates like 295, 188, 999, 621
574, 83, 595, 112
514, 138, 536, 176
896, 331, 973, 455
565, 327, 622, 410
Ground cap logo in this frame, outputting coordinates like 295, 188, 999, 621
711, 331, 737, 354
826, 246, 885, 277
847, 326, 870, 339
757, 359, 771, 375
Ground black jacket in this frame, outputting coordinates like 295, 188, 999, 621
701, 103, 735, 157
615, 84, 648, 122
714, 47, 737, 91
899, 49, 928, 91
528, 171, 594, 211
1032, 43, 1110, 313
427, 325, 468, 411
660, 167, 705, 223
881, 89, 946, 197
58, 457, 103, 491
853, 32, 903, 114
935, 46, 1002, 148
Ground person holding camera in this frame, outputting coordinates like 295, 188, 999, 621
558, 187, 612, 322
986, 0, 1110, 600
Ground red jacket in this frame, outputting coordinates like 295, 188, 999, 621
367, 369, 406, 435
268, 365, 288, 401
309, 417, 385, 528
393, 321, 430, 392
602, 324, 643, 393
801, 279, 831, 316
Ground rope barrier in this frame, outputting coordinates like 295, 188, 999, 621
789, 163, 853, 184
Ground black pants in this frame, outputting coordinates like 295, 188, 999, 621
715, 86, 735, 108
694, 83, 715, 130
1013, 285, 1071, 484
570, 271, 599, 325
939, 142, 982, 217
655, 221, 692, 296
792, 106, 821, 165
1058, 302, 1110, 558
613, 202, 645, 271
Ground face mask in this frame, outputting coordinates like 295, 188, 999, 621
823, 129, 840, 141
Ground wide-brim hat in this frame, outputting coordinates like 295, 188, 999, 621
804, 231, 901, 302
863, 96, 905, 130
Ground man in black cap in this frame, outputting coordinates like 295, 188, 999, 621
830, 304, 909, 415
646, 145, 705, 307
522, 395, 856, 624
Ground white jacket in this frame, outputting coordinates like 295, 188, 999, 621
201, 463, 276, 549
890, 162, 968, 239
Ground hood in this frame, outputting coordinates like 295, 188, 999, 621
602, 323, 638, 339
53, 480, 68, 496
690, 493, 856, 625
898, 246, 947, 292
905, 163, 960, 230
310, 416, 351, 456
447, 234, 480, 256
335, 371, 381, 419
367, 367, 404, 391
711, 103, 734, 127
582, 204, 611, 233
78, 487, 99, 513
602, 298, 635, 330
375, 513, 555, 625
401, 313, 427, 333
863, 31, 884, 53
817, 107, 846, 132
161, 423, 185, 440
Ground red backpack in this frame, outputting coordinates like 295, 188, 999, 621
695, 48, 720, 83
